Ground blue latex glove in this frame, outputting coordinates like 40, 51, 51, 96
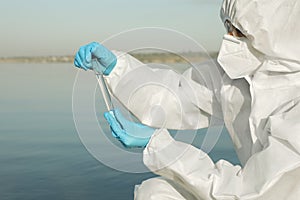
104, 109, 155, 148
74, 42, 117, 75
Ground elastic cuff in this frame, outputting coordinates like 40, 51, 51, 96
103, 59, 117, 75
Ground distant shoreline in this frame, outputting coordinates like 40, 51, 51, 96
0, 56, 74, 64
0, 52, 218, 64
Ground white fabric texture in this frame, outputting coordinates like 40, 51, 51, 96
106, 51, 223, 130
104, 0, 300, 198
220, 0, 300, 63
106, 51, 300, 199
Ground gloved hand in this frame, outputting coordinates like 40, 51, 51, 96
104, 109, 155, 148
74, 42, 117, 75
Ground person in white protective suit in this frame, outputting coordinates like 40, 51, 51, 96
74, 0, 300, 199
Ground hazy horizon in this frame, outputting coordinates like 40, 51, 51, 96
0, 0, 225, 57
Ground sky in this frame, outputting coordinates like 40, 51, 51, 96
0, 0, 226, 57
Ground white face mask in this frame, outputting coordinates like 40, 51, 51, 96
217, 34, 263, 79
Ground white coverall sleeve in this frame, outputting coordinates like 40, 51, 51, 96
105, 51, 223, 130
138, 98, 300, 200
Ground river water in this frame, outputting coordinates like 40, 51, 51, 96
0, 63, 239, 200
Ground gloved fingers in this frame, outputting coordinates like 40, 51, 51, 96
119, 134, 150, 148
74, 57, 82, 69
110, 128, 145, 148
78, 47, 92, 69
113, 109, 128, 124
92, 43, 116, 67
74, 53, 87, 70
113, 111, 152, 139
113, 109, 154, 137
104, 111, 145, 147
104, 112, 126, 141
113, 109, 136, 131
109, 109, 140, 135
84, 45, 92, 66
104, 110, 153, 148
111, 129, 118, 138
73, 41, 117, 75
91, 42, 104, 59
104, 111, 123, 134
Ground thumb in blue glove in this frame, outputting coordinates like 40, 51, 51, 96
74, 42, 117, 75
104, 109, 155, 148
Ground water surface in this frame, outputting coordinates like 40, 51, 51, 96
0, 63, 239, 200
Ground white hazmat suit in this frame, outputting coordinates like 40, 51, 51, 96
104, 0, 300, 199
